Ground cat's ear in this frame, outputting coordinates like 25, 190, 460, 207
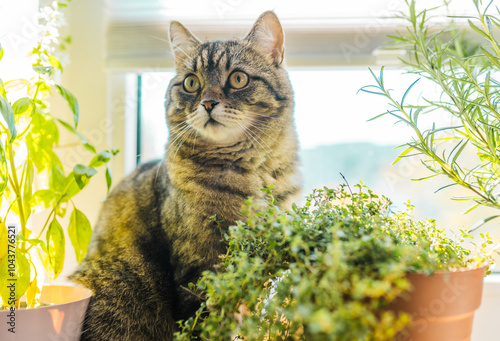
244, 11, 284, 66
169, 21, 201, 63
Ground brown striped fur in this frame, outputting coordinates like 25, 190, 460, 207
70, 11, 300, 340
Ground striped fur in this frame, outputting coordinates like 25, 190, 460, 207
70, 11, 301, 340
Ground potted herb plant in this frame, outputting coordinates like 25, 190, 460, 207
173, 184, 493, 340
0, 1, 116, 339
361, 0, 500, 230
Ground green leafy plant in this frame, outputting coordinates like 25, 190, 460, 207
0, 0, 117, 309
361, 0, 500, 229
174, 184, 493, 340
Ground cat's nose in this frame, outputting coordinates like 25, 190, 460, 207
201, 100, 219, 114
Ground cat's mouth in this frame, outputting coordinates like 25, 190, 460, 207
204, 118, 223, 128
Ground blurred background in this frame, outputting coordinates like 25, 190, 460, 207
2, 0, 499, 270
2, 1, 500, 338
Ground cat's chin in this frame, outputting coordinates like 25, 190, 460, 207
198, 124, 243, 145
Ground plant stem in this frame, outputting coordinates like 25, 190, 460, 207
6, 142, 27, 251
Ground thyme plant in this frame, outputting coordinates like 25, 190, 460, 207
0, 0, 116, 309
361, 0, 500, 228
174, 184, 492, 341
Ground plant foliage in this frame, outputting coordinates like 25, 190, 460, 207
0, 0, 117, 309
361, 0, 500, 228
174, 184, 493, 340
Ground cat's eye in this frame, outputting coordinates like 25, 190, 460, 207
183, 75, 200, 93
229, 71, 249, 89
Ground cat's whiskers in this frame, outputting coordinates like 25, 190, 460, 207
170, 41, 194, 63
246, 110, 286, 123
172, 128, 196, 162
192, 129, 198, 153
237, 122, 282, 180
248, 128, 286, 180
247, 120, 291, 152
165, 122, 192, 161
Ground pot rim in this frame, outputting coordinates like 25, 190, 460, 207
0, 284, 92, 313
406, 264, 489, 277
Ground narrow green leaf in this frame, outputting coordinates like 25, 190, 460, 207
69, 208, 93, 264
55, 84, 80, 128
0, 96, 17, 141
48, 55, 63, 71
434, 183, 458, 193
400, 78, 420, 108
393, 146, 414, 164
463, 203, 480, 215
57, 119, 88, 144
451, 139, 468, 165
412, 173, 439, 181
73, 164, 97, 189
481, 47, 500, 68
105, 167, 112, 193
46, 218, 65, 279
0, 44, 3, 61
468, 20, 490, 39
470, 215, 500, 232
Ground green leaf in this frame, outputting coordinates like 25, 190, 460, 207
49, 160, 67, 194
0, 223, 7, 263
0, 96, 17, 141
105, 167, 112, 193
470, 215, 500, 232
26, 239, 47, 253
0, 43, 3, 61
400, 78, 420, 108
48, 55, 63, 71
31, 189, 56, 209
73, 164, 97, 189
55, 84, 80, 128
46, 218, 65, 279
69, 208, 92, 264
23, 160, 34, 221
0, 248, 31, 303
90, 150, 112, 167
57, 118, 87, 143
0, 79, 5, 98
83, 143, 97, 154
33, 65, 54, 75
393, 146, 414, 164
468, 20, 490, 39
12, 97, 33, 116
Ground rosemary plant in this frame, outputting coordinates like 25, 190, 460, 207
361, 0, 500, 229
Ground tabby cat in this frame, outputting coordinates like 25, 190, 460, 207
70, 11, 301, 340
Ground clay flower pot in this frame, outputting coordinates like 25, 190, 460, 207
388, 266, 487, 341
0, 285, 91, 341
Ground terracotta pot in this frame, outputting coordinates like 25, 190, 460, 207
388, 266, 486, 341
0, 284, 91, 341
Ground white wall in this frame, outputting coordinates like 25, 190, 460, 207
50, 0, 112, 281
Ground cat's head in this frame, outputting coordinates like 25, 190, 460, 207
166, 11, 293, 145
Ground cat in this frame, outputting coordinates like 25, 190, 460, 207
70, 10, 301, 341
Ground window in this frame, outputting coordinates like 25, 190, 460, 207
103, 2, 500, 338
